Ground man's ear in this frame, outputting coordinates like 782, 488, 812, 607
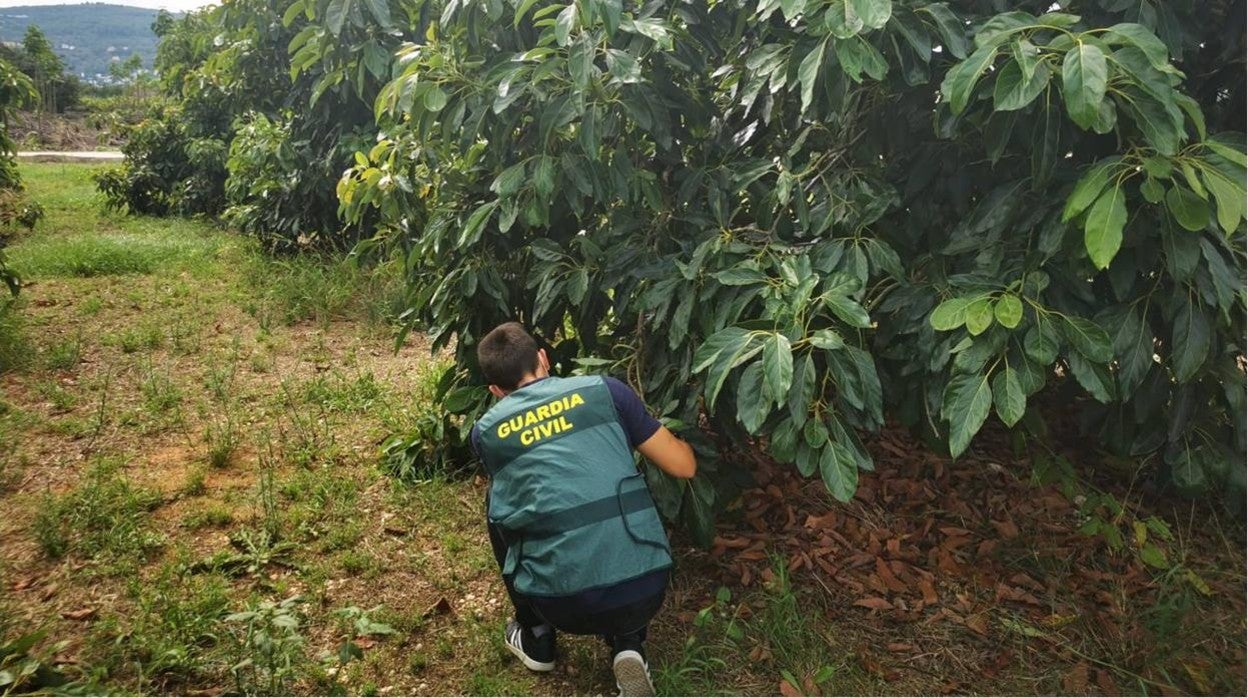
488, 384, 507, 399
537, 348, 551, 375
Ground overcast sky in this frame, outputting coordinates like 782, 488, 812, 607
0, 0, 214, 10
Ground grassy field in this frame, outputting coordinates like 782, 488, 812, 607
0, 163, 1243, 696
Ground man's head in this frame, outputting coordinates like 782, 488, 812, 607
477, 322, 550, 397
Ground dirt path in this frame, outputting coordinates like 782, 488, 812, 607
16, 151, 124, 163
0, 163, 1243, 696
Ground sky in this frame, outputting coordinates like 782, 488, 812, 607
0, 0, 214, 10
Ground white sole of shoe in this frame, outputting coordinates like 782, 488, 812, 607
505, 639, 555, 673
613, 651, 655, 697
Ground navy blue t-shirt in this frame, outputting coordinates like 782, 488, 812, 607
470, 376, 661, 457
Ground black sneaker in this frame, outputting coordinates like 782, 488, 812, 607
504, 620, 555, 672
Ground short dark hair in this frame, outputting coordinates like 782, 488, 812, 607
478, 322, 540, 390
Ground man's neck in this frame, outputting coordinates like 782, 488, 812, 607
510, 373, 545, 393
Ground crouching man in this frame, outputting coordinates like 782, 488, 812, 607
470, 322, 697, 696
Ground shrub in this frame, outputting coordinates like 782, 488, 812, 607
334, 0, 1246, 538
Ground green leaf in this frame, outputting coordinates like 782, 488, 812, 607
569, 37, 595, 89
994, 294, 1023, 329
326, 0, 351, 36
596, 0, 622, 36
1061, 43, 1108, 130
804, 417, 829, 448
1171, 299, 1210, 382
1205, 140, 1247, 167
1166, 185, 1210, 232
604, 49, 641, 84
458, 201, 498, 247
704, 334, 764, 409
514, 0, 544, 26
823, 294, 872, 328
566, 267, 589, 304
534, 156, 556, 197
555, 4, 577, 46
930, 297, 970, 331
973, 11, 1033, 50
1062, 157, 1120, 222
763, 333, 795, 407
799, 40, 826, 113
491, 161, 527, 196
809, 328, 845, 350
362, 0, 392, 26
825, 0, 865, 38
1012, 39, 1039, 81
819, 440, 859, 502
991, 365, 1026, 427
1061, 316, 1113, 362
964, 298, 994, 336
1202, 168, 1246, 235
1140, 177, 1165, 204
942, 372, 992, 458
920, 3, 968, 59
715, 267, 769, 286
940, 44, 997, 115
736, 362, 769, 433
1139, 543, 1168, 569
423, 85, 448, 112
993, 60, 1049, 112
1067, 353, 1115, 403
692, 327, 750, 373
1084, 183, 1127, 270
851, 0, 892, 29
1024, 322, 1058, 365
1104, 23, 1170, 71
788, 353, 816, 420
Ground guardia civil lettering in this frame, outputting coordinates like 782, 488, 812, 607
495, 392, 586, 446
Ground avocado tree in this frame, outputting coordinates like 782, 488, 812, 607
331, 0, 1244, 539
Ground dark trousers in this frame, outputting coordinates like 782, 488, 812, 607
486, 518, 666, 656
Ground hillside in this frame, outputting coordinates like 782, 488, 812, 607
0, 3, 169, 82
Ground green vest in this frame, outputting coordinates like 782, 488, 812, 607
476, 375, 672, 597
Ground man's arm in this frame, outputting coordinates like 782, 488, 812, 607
604, 377, 698, 480
637, 426, 697, 479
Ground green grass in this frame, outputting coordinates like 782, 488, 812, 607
0, 300, 29, 373
8, 232, 224, 278
32, 456, 165, 564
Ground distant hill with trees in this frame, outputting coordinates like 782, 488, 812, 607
0, 3, 171, 83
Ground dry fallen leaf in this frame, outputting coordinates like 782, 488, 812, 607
778, 679, 802, 697
61, 608, 96, 621
853, 597, 893, 610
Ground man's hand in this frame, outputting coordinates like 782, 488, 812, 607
637, 426, 697, 479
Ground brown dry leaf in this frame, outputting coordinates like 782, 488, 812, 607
1060, 663, 1089, 694
853, 597, 893, 610
964, 614, 989, 636
61, 608, 96, 621
918, 578, 939, 605
1095, 668, 1118, 694
354, 637, 377, 650
991, 518, 1020, 539
887, 643, 912, 653
778, 679, 802, 697
875, 557, 908, 594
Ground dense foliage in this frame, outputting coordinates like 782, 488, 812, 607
98, 0, 384, 250
330, 0, 1246, 537
0, 4, 163, 81
0, 26, 82, 115
0, 56, 42, 296
112, 0, 1245, 538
